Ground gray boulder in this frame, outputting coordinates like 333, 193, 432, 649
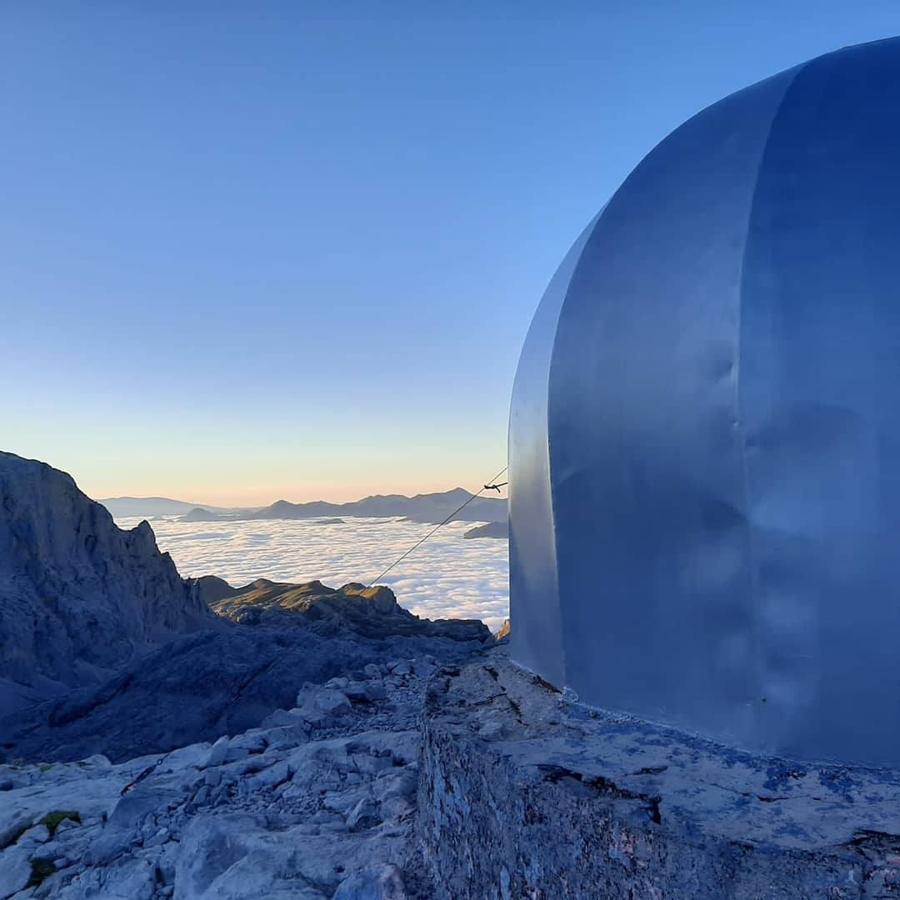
334, 864, 407, 899
0, 843, 31, 897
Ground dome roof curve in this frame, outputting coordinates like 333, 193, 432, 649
509, 38, 900, 767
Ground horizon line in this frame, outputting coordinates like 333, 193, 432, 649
97, 484, 508, 510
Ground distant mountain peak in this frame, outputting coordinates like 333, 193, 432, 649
99, 485, 507, 525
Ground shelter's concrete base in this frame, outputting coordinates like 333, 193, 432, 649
417, 654, 900, 899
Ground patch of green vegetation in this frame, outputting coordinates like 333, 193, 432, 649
40, 810, 81, 836
37, 763, 54, 773
27, 857, 56, 888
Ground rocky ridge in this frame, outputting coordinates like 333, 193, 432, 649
206, 578, 488, 641
1, 579, 489, 765
0, 453, 214, 717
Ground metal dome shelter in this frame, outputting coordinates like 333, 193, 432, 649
509, 38, 900, 768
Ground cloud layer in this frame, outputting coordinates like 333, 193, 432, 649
117, 515, 510, 630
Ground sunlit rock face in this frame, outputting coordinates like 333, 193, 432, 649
509, 37, 900, 767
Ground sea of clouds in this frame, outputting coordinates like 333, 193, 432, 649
117, 516, 510, 631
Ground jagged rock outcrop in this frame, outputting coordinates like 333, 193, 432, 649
207, 579, 491, 642
0, 453, 215, 715
188, 575, 239, 607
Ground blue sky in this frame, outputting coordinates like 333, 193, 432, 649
3, 2, 899, 504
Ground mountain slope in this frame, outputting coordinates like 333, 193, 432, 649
250, 487, 507, 525
99, 489, 508, 525
463, 521, 509, 539
0, 452, 216, 715
96, 496, 225, 518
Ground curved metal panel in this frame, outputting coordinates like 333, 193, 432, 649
510, 37, 900, 766
509, 217, 598, 686
738, 39, 900, 764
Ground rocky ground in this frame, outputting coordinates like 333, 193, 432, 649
2, 583, 488, 764
418, 657, 900, 899
0, 653, 464, 899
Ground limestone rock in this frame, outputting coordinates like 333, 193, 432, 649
333, 863, 407, 900
17, 824, 49, 847
202, 737, 229, 769
296, 685, 351, 719
0, 844, 31, 898
0, 657, 440, 899
0, 452, 215, 716
417, 654, 900, 899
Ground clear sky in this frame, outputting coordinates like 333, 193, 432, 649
3, 2, 899, 505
